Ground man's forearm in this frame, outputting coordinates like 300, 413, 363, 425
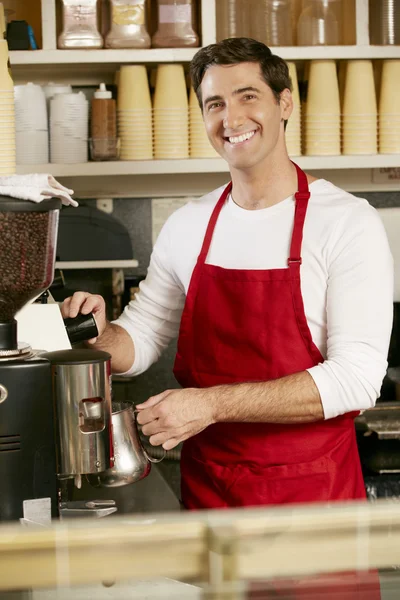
90, 323, 135, 374
210, 371, 325, 424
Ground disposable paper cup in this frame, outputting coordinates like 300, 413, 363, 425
154, 64, 188, 110
304, 116, 341, 123
379, 127, 400, 133
118, 65, 152, 111
154, 115, 188, 123
343, 146, 377, 155
189, 86, 200, 109
287, 62, 301, 108
190, 150, 219, 158
343, 137, 377, 146
379, 143, 400, 151
190, 133, 210, 142
305, 140, 340, 151
343, 60, 377, 115
306, 61, 340, 116
120, 151, 153, 157
379, 60, 400, 115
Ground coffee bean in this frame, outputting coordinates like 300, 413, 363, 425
0, 211, 57, 319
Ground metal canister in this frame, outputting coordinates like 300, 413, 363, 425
42, 349, 113, 477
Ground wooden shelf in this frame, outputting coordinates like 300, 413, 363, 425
55, 260, 138, 269
9, 48, 199, 66
15, 156, 400, 178
9, 46, 400, 67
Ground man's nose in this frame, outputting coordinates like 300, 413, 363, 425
223, 105, 245, 131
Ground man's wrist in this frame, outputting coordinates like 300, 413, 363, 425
203, 385, 225, 424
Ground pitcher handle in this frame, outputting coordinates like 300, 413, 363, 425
143, 448, 166, 463
133, 409, 166, 463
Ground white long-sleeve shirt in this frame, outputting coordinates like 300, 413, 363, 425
114, 178, 394, 420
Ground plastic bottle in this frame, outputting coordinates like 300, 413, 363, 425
105, 0, 150, 48
90, 83, 118, 161
152, 0, 199, 48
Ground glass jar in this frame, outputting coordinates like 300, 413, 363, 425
369, 0, 400, 45
216, 0, 251, 41
105, 0, 150, 49
250, 0, 293, 46
297, 0, 341, 46
152, 0, 199, 48
58, 0, 103, 49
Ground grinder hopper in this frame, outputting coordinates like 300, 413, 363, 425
0, 197, 60, 354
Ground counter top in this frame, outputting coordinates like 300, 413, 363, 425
69, 464, 180, 515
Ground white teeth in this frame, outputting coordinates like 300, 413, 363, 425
228, 130, 256, 144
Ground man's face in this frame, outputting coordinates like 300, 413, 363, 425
200, 62, 292, 170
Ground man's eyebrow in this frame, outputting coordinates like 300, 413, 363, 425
203, 86, 262, 107
233, 86, 262, 96
204, 94, 223, 107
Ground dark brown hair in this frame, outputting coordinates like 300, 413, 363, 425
190, 37, 292, 109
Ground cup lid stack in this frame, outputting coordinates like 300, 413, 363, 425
379, 60, 400, 155
117, 65, 153, 161
153, 64, 189, 160
50, 92, 88, 164
15, 82, 49, 165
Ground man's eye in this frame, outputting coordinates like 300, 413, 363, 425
244, 95, 256, 101
209, 102, 222, 110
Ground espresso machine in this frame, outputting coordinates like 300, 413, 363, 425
0, 196, 115, 523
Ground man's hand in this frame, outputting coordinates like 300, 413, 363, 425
61, 291, 107, 343
136, 388, 216, 450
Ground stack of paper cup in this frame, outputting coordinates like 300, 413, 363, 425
342, 60, 377, 155
285, 62, 301, 157
154, 64, 189, 160
304, 60, 341, 156
50, 92, 89, 163
0, 40, 15, 175
14, 83, 48, 165
0, 89, 15, 175
117, 65, 153, 161
379, 60, 400, 154
189, 87, 219, 158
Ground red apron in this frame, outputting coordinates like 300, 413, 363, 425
173, 163, 380, 599
173, 163, 366, 510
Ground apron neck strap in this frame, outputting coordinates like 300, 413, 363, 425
198, 181, 232, 262
288, 162, 311, 266
198, 162, 311, 265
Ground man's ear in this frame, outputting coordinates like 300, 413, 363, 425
280, 89, 293, 121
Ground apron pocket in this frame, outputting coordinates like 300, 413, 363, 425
226, 457, 331, 507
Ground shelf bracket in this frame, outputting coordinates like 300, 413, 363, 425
355, 0, 370, 46
41, 0, 57, 50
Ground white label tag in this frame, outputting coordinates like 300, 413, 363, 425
22, 498, 52, 527
159, 4, 191, 23
372, 167, 400, 183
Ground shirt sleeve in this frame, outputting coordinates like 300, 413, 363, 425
112, 219, 186, 376
307, 201, 394, 420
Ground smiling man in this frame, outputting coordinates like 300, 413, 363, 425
62, 39, 393, 512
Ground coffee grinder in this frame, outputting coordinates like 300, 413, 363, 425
0, 197, 61, 522
0, 197, 116, 523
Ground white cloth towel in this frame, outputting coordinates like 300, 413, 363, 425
0, 174, 78, 207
